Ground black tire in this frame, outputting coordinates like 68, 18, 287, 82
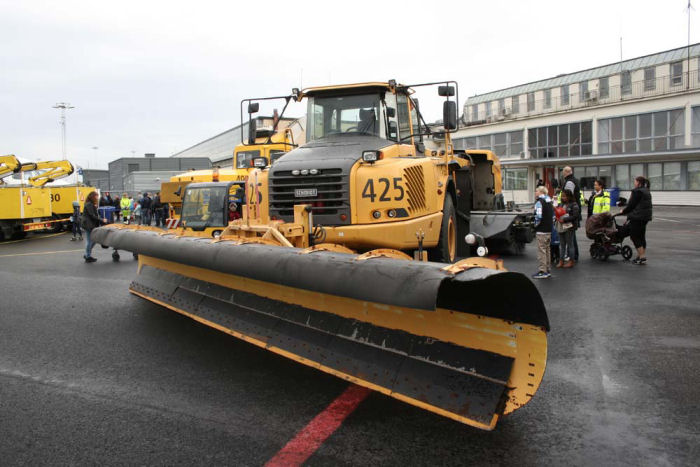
589, 244, 598, 259
429, 196, 457, 263
621, 245, 633, 260
112, 252, 120, 262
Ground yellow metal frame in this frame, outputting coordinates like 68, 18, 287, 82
135, 254, 547, 429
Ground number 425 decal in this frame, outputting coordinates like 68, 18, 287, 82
362, 177, 404, 202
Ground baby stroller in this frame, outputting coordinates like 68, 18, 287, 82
585, 212, 633, 261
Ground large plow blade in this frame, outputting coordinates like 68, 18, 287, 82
92, 226, 549, 430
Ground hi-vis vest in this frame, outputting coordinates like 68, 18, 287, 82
592, 191, 611, 214
120, 197, 131, 215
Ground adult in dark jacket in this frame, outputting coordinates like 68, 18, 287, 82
562, 166, 581, 261
140, 192, 153, 225
153, 192, 163, 227
556, 189, 580, 269
81, 191, 106, 262
617, 176, 652, 265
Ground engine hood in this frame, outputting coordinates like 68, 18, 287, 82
273, 134, 388, 169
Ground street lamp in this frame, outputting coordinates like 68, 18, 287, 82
53, 102, 75, 160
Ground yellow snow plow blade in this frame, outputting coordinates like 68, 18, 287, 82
92, 226, 549, 431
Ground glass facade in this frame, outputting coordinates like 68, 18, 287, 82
598, 109, 684, 154
572, 161, 700, 191
456, 130, 523, 158
528, 121, 592, 158
503, 168, 528, 190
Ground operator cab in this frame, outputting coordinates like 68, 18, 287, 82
180, 181, 245, 235
304, 85, 421, 148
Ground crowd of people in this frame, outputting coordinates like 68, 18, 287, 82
96, 191, 169, 227
532, 166, 653, 279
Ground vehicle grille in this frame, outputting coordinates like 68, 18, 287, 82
269, 168, 350, 224
404, 165, 427, 214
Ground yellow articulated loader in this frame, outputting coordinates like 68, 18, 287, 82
92, 80, 549, 430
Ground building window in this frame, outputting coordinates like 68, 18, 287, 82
616, 164, 630, 190
579, 81, 588, 101
127, 164, 139, 173
664, 162, 682, 190
471, 104, 478, 121
527, 92, 535, 112
599, 77, 609, 99
598, 109, 684, 155
621, 71, 632, 95
671, 61, 683, 86
644, 67, 656, 91
485, 101, 492, 118
561, 85, 569, 106
498, 99, 505, 116
528, 121, 592, 159
503, 168, 528, 190
647, 163, 662, 189
511, 96, 519, 114
455, 130, 524, 158
692, 106, 700, 146
688, 161, 700, 189
544, 89, 551, 109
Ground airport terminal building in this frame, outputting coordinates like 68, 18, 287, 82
455, 44, 700, 205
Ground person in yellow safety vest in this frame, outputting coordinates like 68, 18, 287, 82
120, 193, 131, 223
587, 179, 611, 217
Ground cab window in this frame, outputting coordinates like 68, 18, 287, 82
397, 92, 412, 142
269, 150, 287, 164
307, 93, 382, 141
236, 150, 260, 169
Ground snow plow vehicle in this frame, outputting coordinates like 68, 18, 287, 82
92, 80, 548, 430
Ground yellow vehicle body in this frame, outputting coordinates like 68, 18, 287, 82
92, 80, 547, 430
0, 186, 52, 220
49, 185, 95, 216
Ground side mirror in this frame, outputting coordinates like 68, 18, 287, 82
253, 157, 268, 168
443, 101, 457, 130
248, 102, 259, 114
388, 121, 398, 140
438, 85, 455, 97
386, 107, 396, 118
248, 119, 257, 145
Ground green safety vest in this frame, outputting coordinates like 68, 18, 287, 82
592, 191, 611, 214
120, 197, 131, 214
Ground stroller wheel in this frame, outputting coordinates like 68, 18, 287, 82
621, 245, 633, 260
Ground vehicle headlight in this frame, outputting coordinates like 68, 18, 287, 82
362, 151, 379, 163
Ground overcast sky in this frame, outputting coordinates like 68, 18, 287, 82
1, 0, 698, 169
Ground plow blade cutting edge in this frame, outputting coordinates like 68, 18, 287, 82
92, 226, 549, 430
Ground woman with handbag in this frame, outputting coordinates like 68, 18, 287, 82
556, 189, 579, 268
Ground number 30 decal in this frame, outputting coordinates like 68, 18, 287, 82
362, 177, 404, 202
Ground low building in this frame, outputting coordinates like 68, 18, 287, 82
81, 169, 109, 191
107, 154, 211, 193
455, 43, 700, 205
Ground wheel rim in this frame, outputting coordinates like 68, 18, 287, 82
447, 216, 456, 262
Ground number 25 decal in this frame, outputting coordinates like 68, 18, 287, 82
362, 177, 404, 202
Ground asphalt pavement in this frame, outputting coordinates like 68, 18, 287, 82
1, 207, 699, 466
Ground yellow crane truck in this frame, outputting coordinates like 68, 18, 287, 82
0, 156, 94, 239
92, 80, 548, 430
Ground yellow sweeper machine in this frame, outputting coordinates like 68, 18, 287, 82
92, 80, 549, 431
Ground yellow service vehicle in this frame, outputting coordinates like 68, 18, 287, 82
92, 80, 548, 431
0, 156, 95, 239
161, 128, 296, 223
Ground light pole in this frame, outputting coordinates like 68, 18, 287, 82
53, 102, 75, 160
91, 146, 98, 170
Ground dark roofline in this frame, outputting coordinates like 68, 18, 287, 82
170, 116, 297, 157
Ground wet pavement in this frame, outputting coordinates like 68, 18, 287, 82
0, 207, 698, 466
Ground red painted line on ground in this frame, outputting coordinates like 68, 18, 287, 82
265, 384, 371, 467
